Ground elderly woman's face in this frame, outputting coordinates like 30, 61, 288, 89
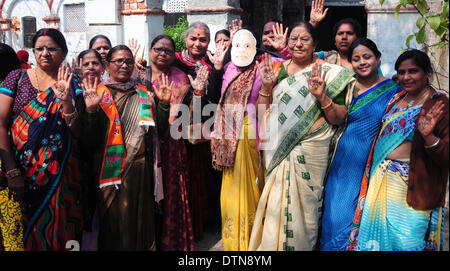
81, 51, 104, 82
107, 49, 135, 82
185, 28, 209, 59
33, 36, 66, 71
287, 25, 316, 64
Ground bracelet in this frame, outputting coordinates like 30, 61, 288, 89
321, 99, 333, 110
5, 168, 22, 179
259, 91, 271, 98
63, 109, 77, 118
424, 137, 440, 149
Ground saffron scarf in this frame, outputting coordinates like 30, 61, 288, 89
96, 82, 155, 189
211, 64, 257, 169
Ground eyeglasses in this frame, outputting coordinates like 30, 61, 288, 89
109, 58, 135, 67
153, 47, 174, 56
288, 36, 312, 45
33, 46, 62, 53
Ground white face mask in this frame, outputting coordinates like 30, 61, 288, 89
231, 30, 257, 67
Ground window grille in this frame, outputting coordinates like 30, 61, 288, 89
64, 3, 87, 32
22, 16, 36, 48
164, 0, 188, 13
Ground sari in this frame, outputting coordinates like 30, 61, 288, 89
320, 79, 401, 251
352, 93, 445, 251
152, 66, 195, 251
248, 63, 355, 251
0, 69, 84, 250
83, 77, 162, 250
211, 62, 263, 251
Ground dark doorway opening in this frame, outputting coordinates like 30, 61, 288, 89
304, 5, 367, 52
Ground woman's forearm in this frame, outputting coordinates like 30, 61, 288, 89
0, 126, 19, 171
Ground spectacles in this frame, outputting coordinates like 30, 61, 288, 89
288, 36, 312, 45
109, 58, 135, 67
153, 47, 174, 56
33, 46, 62, 53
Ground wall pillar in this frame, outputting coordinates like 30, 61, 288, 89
186, 0, 242, 51
121, 0, 165, 62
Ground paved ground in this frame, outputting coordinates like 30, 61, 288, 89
196, 191, 449, 251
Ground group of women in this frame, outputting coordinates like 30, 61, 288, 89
0, 0, 447, 251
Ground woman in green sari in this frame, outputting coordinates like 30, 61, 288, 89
249, 21, 355, 251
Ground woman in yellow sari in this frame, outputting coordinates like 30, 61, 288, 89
249, 21, 355, 251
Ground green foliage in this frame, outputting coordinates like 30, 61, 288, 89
163, 16, 188, 52
385, 0, 449, 49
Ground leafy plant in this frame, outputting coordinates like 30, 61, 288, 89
381, 0, 449, 48
163, 16, 188, 52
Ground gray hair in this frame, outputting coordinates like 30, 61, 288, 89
185, 21, 211, 40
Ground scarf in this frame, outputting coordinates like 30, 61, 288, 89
96, 82, 155, 189
211, 64, 257, 170
175, 48, 212, 74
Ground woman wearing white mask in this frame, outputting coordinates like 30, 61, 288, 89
211, 29, 283, 251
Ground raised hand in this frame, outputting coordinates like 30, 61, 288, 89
82, 76, 104, 113
55, 65, 73, 102
417, 100, 445, 138
187, 65, 209, 95
257, 53, 281, 92
207, 40, 229, 70
70, 57, 82, 77
152, 74, 173, 104
310, 0, 328, 27
228, 19, 243, 41
127, 38, 141, 59
306, 62, 327, 98
267, 22, 288, 51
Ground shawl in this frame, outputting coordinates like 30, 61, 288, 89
211, 63, 258, 169
175, 48, 212, 74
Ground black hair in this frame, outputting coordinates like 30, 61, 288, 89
106, 45, 133, 62
0, 43, 21, 80
151, 34, 176, 51
287, 21, 318, 44
215, 29, 230, 41
89, 35, 112, 49
77, 49, 103, 65
394, 49, 432, 74
263, 19, 282, 27
32, 28, 68, 55
332, 18, 362, 40
348, 38, 382, 62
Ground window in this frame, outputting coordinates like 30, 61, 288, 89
22, 16, 36, 48
164, 0, 188, 13
64, 3, 87, 32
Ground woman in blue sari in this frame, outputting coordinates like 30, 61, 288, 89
320, 38, 401, 251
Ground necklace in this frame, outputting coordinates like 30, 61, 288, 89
34, 68, 41, 91
401, 88, 431, 108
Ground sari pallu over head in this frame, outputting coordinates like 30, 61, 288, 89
260, 63, 355, 175
9, 77, 82, 243
211, 63, 258, 170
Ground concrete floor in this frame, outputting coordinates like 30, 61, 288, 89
196, 193, 449, 251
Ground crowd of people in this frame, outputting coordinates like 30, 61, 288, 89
0, 0, 448, 251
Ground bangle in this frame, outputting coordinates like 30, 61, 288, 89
63, 109, 77, 117
5, 168, 22, 179
425, 137, 440, 149
321, 99, 333, 110
259, 91, 271, 97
